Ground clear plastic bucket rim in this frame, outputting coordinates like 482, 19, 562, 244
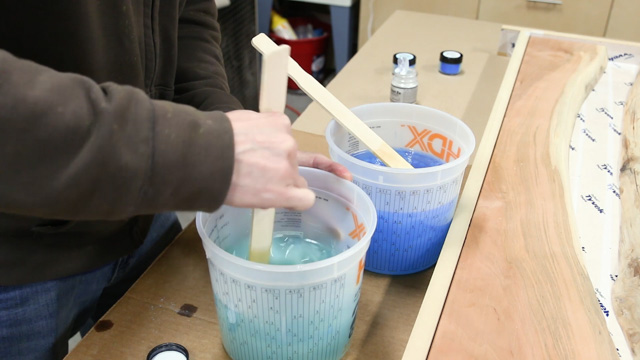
196, 167, 376, 274
325, 102, 476, 175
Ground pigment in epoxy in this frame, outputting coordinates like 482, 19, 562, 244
213, 233, 358, 360
351, 147, 444, 168
222, 233, 339, 265
351, 147, 459, 274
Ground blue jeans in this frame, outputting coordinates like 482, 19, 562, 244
0, 212, 182, 360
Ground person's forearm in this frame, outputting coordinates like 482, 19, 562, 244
0, 49, 234, 220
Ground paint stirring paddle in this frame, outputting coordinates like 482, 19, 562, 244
251, 33, 413, 169
248, 40, 291, 264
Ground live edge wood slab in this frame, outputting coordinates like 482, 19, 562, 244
613, 71, 640, 358
428, 36, 617, 359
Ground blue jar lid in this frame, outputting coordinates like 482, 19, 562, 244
439, 50, 463, 65
147, 343, 189, 360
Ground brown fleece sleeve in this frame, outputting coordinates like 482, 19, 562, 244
0, 49, 234, 220
173, 0, 243, 112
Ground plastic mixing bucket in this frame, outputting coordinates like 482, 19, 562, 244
325, 103, 475, 275
196, 167, 377, 360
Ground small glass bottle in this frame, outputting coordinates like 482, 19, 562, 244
390, 52, 418, 104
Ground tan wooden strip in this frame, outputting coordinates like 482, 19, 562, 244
252, 33, 412, 169
428, 36, 616, 358
612, 72, 640, 358
286, 58, 413, 169
248, 36, 291, 263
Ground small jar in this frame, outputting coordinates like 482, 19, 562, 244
390, 52, 418, 104
439, 50, 463, 75
147, 343, 189, 360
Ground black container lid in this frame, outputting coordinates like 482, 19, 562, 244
147, 343, 189, 360
393, 52, 416, 66
439, 50, 463, 64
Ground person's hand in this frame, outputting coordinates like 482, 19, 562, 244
297, 151, 352, 181
223, 110, 315, 210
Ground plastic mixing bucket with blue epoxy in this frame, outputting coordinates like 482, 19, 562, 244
196, 167, 377, 360
325, 103, 475, 275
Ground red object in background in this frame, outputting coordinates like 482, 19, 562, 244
271, 17, 330, 90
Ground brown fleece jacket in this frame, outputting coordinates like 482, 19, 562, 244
0, 0, 243, 285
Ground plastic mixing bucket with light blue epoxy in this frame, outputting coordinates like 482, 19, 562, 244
196, 167, 377, 360
325, 103, 475, 275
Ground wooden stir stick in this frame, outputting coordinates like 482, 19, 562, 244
251, 33, 413, 169
248, 39, 291, 264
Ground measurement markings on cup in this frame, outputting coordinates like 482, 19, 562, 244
402, 124, 461, 162
212, 263, 351, 360
348, 209, 366, 241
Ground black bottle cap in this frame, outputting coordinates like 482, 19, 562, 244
393, 52, 417, 66
147, 343, 189, 360
439, 50, 463, 64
